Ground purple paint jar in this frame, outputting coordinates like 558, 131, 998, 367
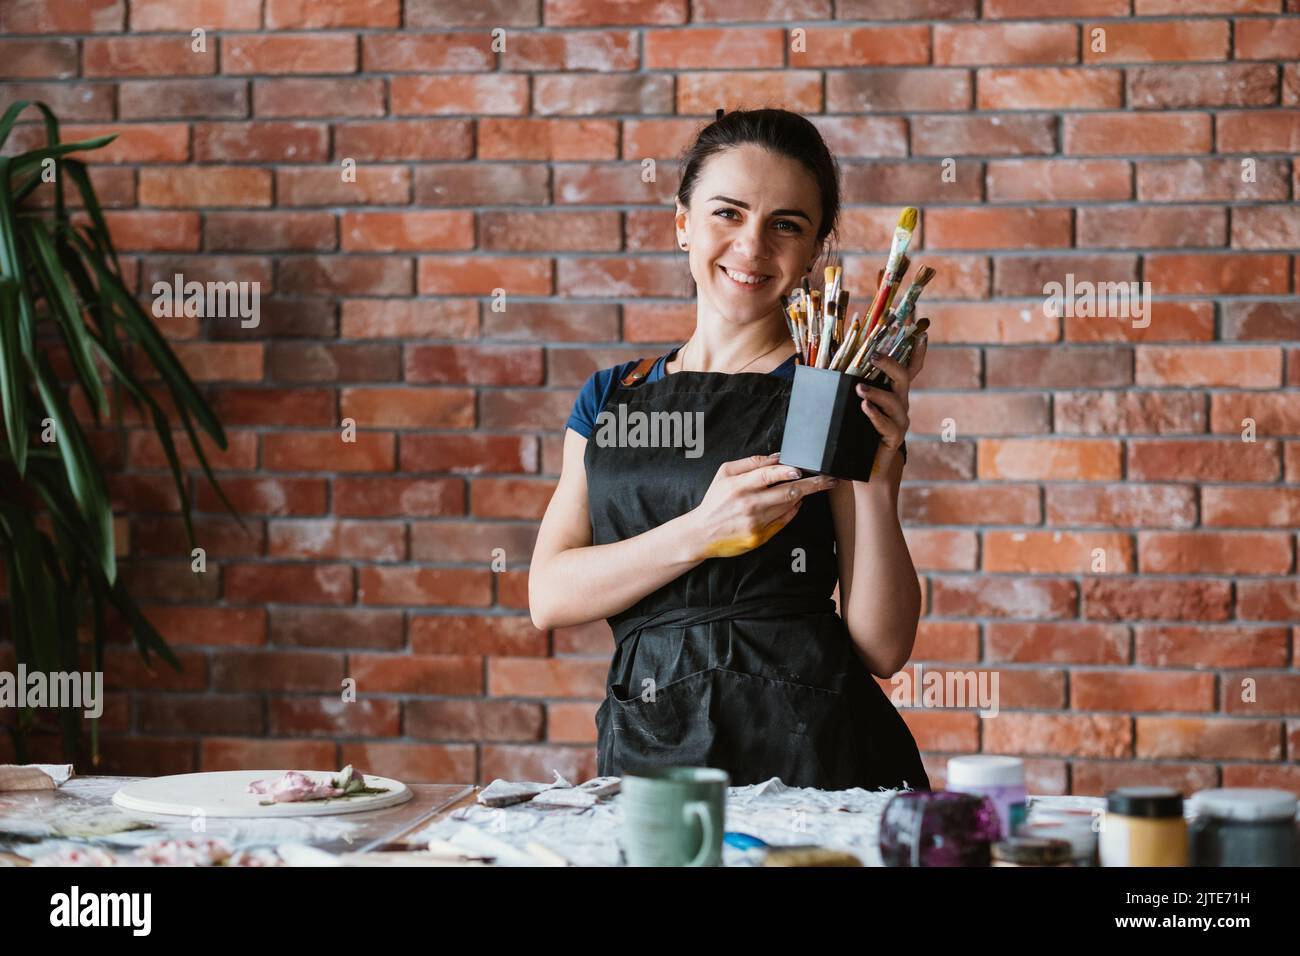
879, 791, 1002, 867
945, 755, 1027, 840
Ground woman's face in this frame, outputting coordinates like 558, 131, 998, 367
675, 143, 824, 322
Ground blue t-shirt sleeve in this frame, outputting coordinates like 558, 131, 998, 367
565, 361, 637, 440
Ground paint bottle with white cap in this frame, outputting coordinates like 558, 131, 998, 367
945, 755, 1027, 840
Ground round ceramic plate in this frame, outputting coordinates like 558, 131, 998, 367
112, 770, 412, 818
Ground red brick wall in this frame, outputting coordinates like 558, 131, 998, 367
2, 0, 1297, 794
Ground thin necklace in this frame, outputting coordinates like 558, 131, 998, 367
677, 334, 790, 375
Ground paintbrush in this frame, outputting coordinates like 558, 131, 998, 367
831, 270, 848, 363
885, 254, 910, 310
864, 316, 929, 383
784, 290, 801, 361
816, 267, 839, 368
850, 312, 912, 377
782, 298, 799, 355
785, 302, 806, 362
801, 289, 815, 363
818, 265, 840, 368
845, 315, 891, 376
799, 292, 812, 363
866, 319, 914, 377
848, 271, 889, 371
808, 289, 824, 366
846, 259, 934, 376
859, 268, 932, 372
826, 264, 842, 313
898, 316, 930, 367
835, 293, 883, 373
891, 265, 936, 324
862, 207, 918, 338
828, 310, 863, 371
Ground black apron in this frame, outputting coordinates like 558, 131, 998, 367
588, 360, 930, 792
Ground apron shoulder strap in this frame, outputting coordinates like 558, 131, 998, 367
619, 356, 658, 387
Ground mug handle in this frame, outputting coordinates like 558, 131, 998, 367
682, 800, 716, 868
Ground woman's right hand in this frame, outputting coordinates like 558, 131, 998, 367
685, 452, 838, 559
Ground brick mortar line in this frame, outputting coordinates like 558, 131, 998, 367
14, 13, 1298, 40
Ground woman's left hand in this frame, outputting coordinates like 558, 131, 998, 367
855, 332, 928, 480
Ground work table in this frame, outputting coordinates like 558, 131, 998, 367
0, 775, 473, 865
0, 774, 1101, 866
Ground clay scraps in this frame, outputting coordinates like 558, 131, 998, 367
246, 766, 386, 805
477, 772, 621, 809
34, 837, 283, 867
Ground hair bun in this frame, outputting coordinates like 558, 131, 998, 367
715, 107, 725, 121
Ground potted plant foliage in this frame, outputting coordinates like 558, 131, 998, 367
0, 100, 234, 765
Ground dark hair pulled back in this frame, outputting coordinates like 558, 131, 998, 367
676, 107, 841, 264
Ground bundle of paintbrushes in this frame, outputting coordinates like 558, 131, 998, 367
781, 206, 934, 386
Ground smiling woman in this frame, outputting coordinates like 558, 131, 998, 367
667, 110, 839, 374
529, 108, 929, 791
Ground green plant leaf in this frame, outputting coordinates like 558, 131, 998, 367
103, 573, 182, 671
35, 525, 86, 765
68, 228, 226, 443
9, 135, 117, 178
25, 454, 180, 673
30, 351, 115, 582
12, 171, 44, 206
0, 99, 33, 151
89, 339, 198, 545
87, 572, 107, 765
0, 501, 66, 676
1, 101, 227, 765
63, 160, 119, 275
173, 400, 242, 532
55, 222, 133, 427
19, 217, 108, 417
8, 100, 70, 221
0, 278, 28, 474
0, 155, 37, 475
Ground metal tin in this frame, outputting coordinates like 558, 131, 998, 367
1017, 818, 1098, 866
991, 836, 1074, 867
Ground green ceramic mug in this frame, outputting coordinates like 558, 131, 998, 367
621, 767, 728, 867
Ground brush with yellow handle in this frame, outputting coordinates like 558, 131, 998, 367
845, 209, 921, 375
862, 206, 918, 340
